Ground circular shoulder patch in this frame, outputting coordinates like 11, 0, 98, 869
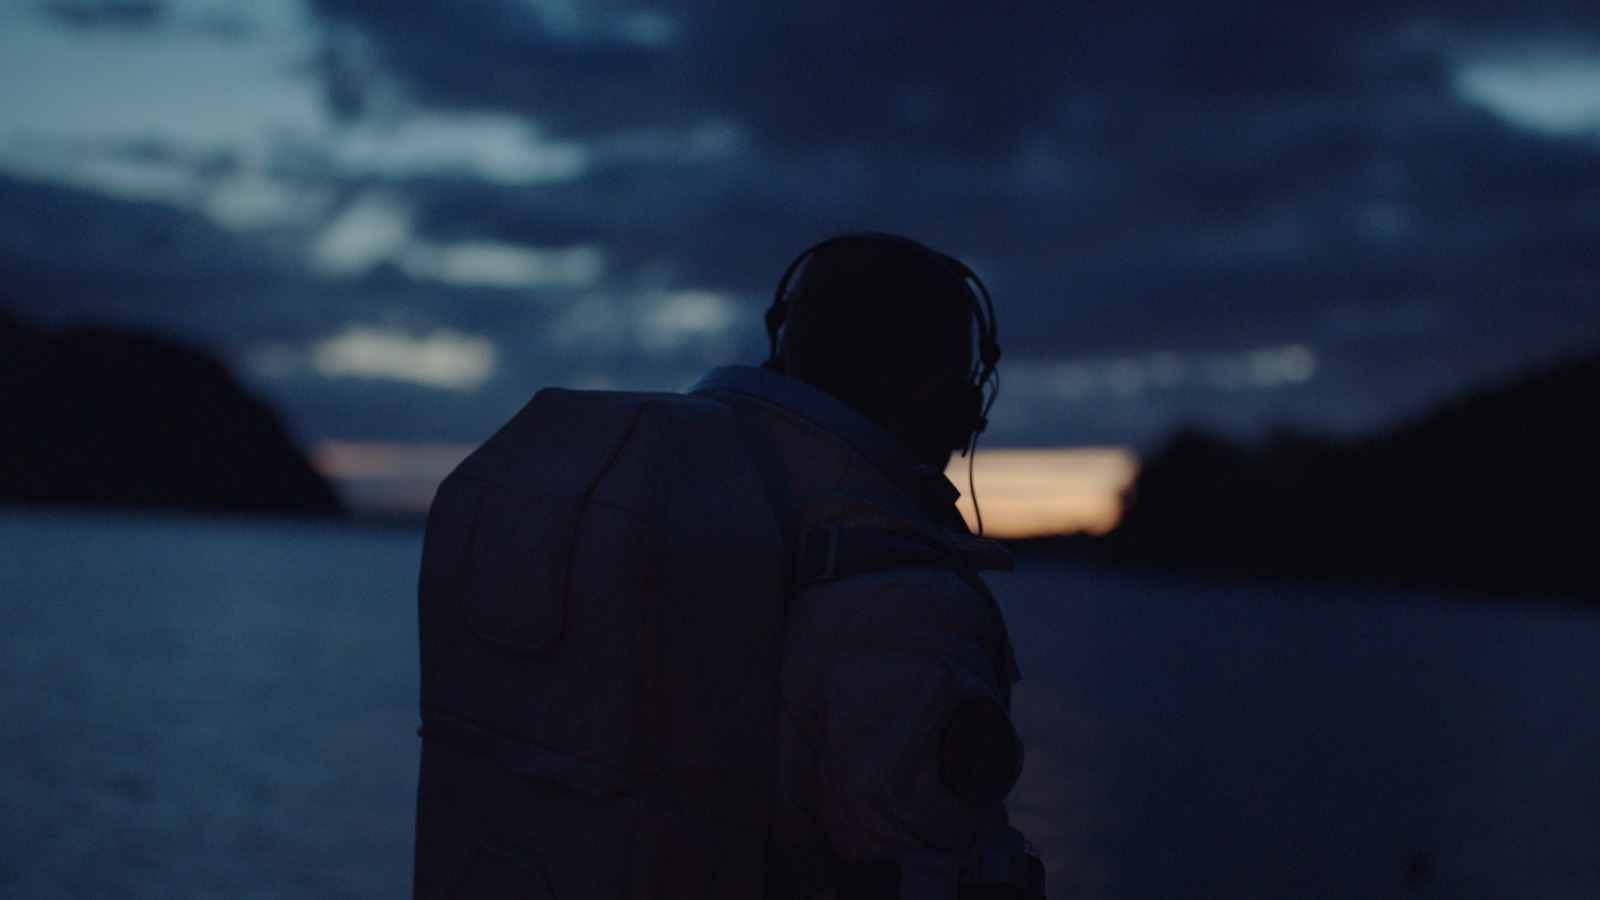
937, 696, 1021, 807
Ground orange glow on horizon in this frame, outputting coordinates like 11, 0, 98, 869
309, 441, 474, 513
310, 440, 475, 481
312, 440, 1139, 535
948, 448, 1139, 538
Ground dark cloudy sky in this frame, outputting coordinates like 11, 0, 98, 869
3, 0, 1598, 454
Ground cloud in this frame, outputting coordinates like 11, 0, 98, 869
304, 2, 1116, 156
636, 289, 737, 353
0, 138, 208, 210
308, 189, 607, 288
1008, 344, 1317, 405
326, 113, 590, 184
544, 288, 745, 362
400, 241, 604, 289
311, 190, 413, 276
304, 2, 1598, 158
309, 323, 498, 390
36, 0, 260, 38
8, 0, 1600, 458
41, 0, 165, 30
0, 171, 278, 284
1454, 52, 1600, 141
311, 0, 677, 133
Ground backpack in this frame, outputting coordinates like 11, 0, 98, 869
413, 388, 788, 899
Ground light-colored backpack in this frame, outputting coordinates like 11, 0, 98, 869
413, 388, 787, 899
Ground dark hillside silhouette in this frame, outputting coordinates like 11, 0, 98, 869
1083, 352, 1600, 602
0, 309, 340, 517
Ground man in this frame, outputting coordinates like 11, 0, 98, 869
414, 233, 1040, 899
695, 233, 1038, 898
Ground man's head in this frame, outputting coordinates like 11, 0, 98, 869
764, 233, 999, 468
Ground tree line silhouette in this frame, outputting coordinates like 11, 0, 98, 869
1068, 352, 1600, 603
0, 308, 340, 518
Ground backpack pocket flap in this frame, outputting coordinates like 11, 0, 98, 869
448, 388, 654, 657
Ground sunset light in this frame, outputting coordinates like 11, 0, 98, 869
313, 439, 1139, 538
948, 448, 1140, 538
309, 440, 474, 513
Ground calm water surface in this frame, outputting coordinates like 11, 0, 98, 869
1, 509, 1595, 899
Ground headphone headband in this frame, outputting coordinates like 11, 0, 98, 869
765, 234, 1002, 435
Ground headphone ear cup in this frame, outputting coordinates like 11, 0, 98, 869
764, 300, 787, 360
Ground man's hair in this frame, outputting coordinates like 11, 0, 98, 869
773, 235, 975, 426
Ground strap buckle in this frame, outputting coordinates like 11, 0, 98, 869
794, 524, 839, 582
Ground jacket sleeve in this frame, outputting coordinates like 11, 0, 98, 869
798, 568, 1024, 863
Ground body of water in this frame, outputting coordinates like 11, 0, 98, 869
1, 509, 1596, 898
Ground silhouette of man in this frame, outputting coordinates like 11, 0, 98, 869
691, 233, 1040, 898
413, 233, 1039, 899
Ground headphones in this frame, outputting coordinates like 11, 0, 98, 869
764, 232, 1001, 456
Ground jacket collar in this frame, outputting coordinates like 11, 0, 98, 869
689, 365, 965, 523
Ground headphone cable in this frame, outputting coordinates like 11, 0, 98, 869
966, 442, 984, 536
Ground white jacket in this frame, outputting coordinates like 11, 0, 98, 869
690, 367, 1031, 898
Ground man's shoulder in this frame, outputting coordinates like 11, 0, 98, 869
787, 523, 1003, 649
795, 553, 999, 647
